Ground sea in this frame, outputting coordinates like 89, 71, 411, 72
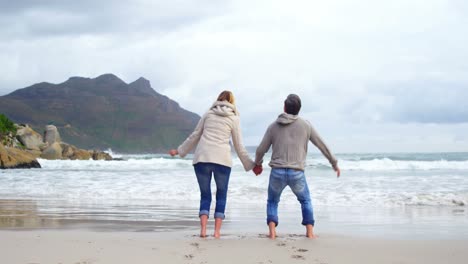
1, 151, 467, 239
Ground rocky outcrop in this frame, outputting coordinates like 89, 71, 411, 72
40, 142, 63, 160
1, 123, 113, 167
61, 143, 112, 160
16, 125, 46, 151
26, 149, 42, 157
0, 144, 41, 169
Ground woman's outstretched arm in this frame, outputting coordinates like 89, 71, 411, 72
171, 114, 207, 157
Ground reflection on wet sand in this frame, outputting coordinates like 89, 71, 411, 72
0, 199, 62, 228
1, 199, 467, 239
0, 199, 199, 231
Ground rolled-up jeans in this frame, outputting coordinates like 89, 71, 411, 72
194, 162, 232, 219
267, 168, 315, 226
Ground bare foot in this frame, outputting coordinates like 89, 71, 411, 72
200, 215, 208, 238
305, 224, 317, 239
268, 222, 276, 239
214, 218, 222, 239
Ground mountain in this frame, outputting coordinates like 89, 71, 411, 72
0, 74, 200, 153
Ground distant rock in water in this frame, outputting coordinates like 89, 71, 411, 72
0, 74, 200, 153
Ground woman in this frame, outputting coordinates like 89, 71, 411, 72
169, 91, 255, 238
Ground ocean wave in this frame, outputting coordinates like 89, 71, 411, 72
301, 157, 468, 171
309, 192, 467, 207
336, 158, 468, 171
37, 157, 194, 170
36, 156, 468, 172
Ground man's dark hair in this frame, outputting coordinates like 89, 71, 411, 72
284, 94, 301, 115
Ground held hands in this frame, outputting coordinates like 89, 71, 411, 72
253, 164, 263, 176
169, 149, 179, 157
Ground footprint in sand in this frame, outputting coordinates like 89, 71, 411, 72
183, 244, 197, 261
276, 242, 286, 247
291, 255, 305, 260
297, 248, 308, 253
190, 242, 200, 249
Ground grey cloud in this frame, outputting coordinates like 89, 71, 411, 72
380, 80, 468, 124
0, 0, 228, 39
0, 0, 102, 12
1, 0, 468, 152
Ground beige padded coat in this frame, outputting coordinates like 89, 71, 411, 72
177, 101, 255, 171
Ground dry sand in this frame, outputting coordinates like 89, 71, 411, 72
1, 230, 467, 264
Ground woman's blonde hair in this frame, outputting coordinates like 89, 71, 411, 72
216, 90, 235, 105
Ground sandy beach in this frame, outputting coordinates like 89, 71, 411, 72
2, 153, 467, 263
1, 229, 467, 264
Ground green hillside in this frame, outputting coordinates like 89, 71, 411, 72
0, 74, 200, 153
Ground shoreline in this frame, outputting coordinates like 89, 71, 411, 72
2, 229, 468, 264
2, 198, 467, 240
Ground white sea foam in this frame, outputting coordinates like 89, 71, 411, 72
301, 156, 468, 171
3, 153, 467, 238
36, 155, 468, 172
1, 154, 467, 208
36, 157, 194, 170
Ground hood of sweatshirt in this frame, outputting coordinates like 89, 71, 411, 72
276, 113, 299, 125
211, 101, 238, 117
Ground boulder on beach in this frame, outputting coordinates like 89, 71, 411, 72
0, 144, 41, 169
16, 125, 46, 151
60, 143, 76, 159
40, 142, 63, 160
44, 125, 61, 145
70, 149, 91, 160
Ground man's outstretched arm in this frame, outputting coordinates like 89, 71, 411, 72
309, 124, 340, 177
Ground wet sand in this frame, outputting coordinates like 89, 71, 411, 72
1, 230, 468, 264
2, 198, 468, 263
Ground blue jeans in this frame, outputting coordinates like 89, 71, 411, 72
194, 162, 232, 219
267, 168, 315, 226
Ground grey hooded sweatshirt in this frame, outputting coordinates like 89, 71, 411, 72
255, 113, 337, 171
177, 101, 255, 171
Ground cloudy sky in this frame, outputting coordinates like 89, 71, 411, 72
1, 0, 467, 152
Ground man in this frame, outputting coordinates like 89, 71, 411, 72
253, 94, 340, 239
